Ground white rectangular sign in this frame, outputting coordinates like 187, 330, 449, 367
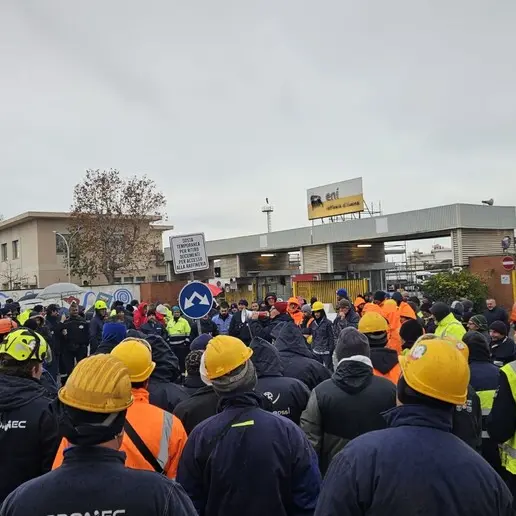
170, 233, 209, 274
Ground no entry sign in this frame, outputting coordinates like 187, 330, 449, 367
502, 256, 515, 271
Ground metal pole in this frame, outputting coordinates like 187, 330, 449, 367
189, 271, 202, 335
55, 232, 71, 282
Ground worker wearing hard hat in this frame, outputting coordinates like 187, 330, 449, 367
53, 338, 188, 479
1, 354, 196, 516
315, 338, 513, 515
311, 301, 336, 370
177, 335, 321, 516
358, 312, 401, 384
88, 300, 108, 353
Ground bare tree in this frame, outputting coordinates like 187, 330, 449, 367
68, 169, 167, 284
0, 262, 29, 290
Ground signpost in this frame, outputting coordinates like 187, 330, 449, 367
169, 233, 209, 275
502, 256, 515, 271
178, 281, 214, 335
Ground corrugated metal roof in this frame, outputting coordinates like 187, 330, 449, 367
165, 204, 516, 258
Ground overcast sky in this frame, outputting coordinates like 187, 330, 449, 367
1, 1, 515, 246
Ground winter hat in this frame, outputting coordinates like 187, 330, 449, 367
210, 360, 257, 394
462, 299, 473, 312
301, 304, 312, 314
399, 319, 424, 350
337, 299, 352, 310
463, 331, 490, 361
420, 302, 433, 314
430, 302, 450, 322
470, 315, 488, 332
391, 292, 403, 305
190, 333, 212, 351
265, 292, 277, 302
238, 299, 249, 307
336, 288, 348, 298
156, 304, 168, 315
185, 350, 203, 376
489, 321, 508, 337
101, 322, 127, 344
373, 291, 387, 303
273, 302, 288, 314
172, 305, 181, 313
451, 301, 464, 315
335, 327, 370, 360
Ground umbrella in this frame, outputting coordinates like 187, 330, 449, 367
206, 283, 223, 297
17, 292, 39, 302
38, 282, 84, 300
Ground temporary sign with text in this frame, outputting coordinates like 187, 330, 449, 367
170, 233, 209, 274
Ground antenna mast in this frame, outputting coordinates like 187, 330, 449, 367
261, 198, 274, 233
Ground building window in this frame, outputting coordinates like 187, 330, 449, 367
113, 277, 122, 284
12, 240, 19, 260
135, 276, 146, 283
55, 233, 70, 254
158, 274, 166, 282
1, 244, 6, 262
122, 277, 134, 284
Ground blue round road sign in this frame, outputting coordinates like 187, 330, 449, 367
178, 281, 214, 319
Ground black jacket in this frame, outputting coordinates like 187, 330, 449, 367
249, 313, 293, 344
274, 324, 330, 390
490, 337, 516, 367
0, 446, 196, 516
0, 374, 59, 503
229, 310, 253, 344
60, 314, 89, 352
488, 366, 516, 447
250, 337, 310, 425
182, 375, 206, 396
189, 318, 219, 341
483, 306, 509, 330
45, 315, 61, 356
311, 314, 335, 355
173, 386, 219, 435
140, 319, 167, 337
301, 358, 396, 474
452, 384, 482, 452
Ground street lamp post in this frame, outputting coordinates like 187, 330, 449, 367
53, 229, 81, 282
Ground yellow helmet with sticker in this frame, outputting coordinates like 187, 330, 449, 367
0, 329, 50, 363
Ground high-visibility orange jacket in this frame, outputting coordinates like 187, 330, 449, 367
373, 363, 401, 385
398, 302, 416, 321
511, 302, 516, 324
52, 388, 187, 479
381, 302, 402, 354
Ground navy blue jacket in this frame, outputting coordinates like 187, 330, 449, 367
0, 446, 196, 516
315, 404, 513, 516
177, 392, 321, 516
0, 375, 59, 503
274, 325, 331, 391
251, 337, 310, 424
88, 312, 105, 353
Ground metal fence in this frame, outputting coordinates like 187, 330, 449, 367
293, 279, 369, 304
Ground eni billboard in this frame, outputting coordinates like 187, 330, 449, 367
307, 177, 364, 220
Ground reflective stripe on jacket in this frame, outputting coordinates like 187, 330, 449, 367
166, 317, 191, 338
435, 313, 466, 341
477, 389, 496, 439
499, 362, 516, 474
52, 388, 187, 479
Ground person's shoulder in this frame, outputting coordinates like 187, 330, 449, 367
370, 375, 397, 391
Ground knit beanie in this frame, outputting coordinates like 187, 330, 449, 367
489, 321, 508, 337
420, 302, 432, 314
374, 291, 387, 303
469, 315, 488, 332
391, 292, 403, 305
211, 360, 257, 394
273, 302, 288, 314
190, 333, 212, 351
451, 301, 464, 315
463, 331, 490, 361
335, 328, 370, 360
185, 350, 203, 376
430, 302, 450, 322
301, 304, 312, 314
399, 319, 424, 351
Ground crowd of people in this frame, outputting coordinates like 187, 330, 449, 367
1, 288, 516, 514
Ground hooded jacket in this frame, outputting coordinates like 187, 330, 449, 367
315, 404, 513, 516
332, 310, 360, 339
490, 336, 516, 367
274, 325, 331, 390
95, 322, 127, 354
59, 314, 89, 352
1, 446, 197, 516
0, 374, 59, 503
463, 331, 501, 471
370, 346, 401, 384
133, 302, 148, 329
311, 312, 335, 355
141, 333, 187, 413
250, 337, 310, 424
301, 357, 396, 474
177, 392, 321, 516
182, 374, 206, 396
173, 385, 219, 435
249, 312, 293, 344
435, 312, 467, 341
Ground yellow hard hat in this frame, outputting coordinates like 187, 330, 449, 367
111, 338, 156, 383
59, 354, 133, 413
399, 338, 470, 405
358, 312, 388, 334
95, 300, 108, 310
312, 301, 324, 311
204, 335, 253, 380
